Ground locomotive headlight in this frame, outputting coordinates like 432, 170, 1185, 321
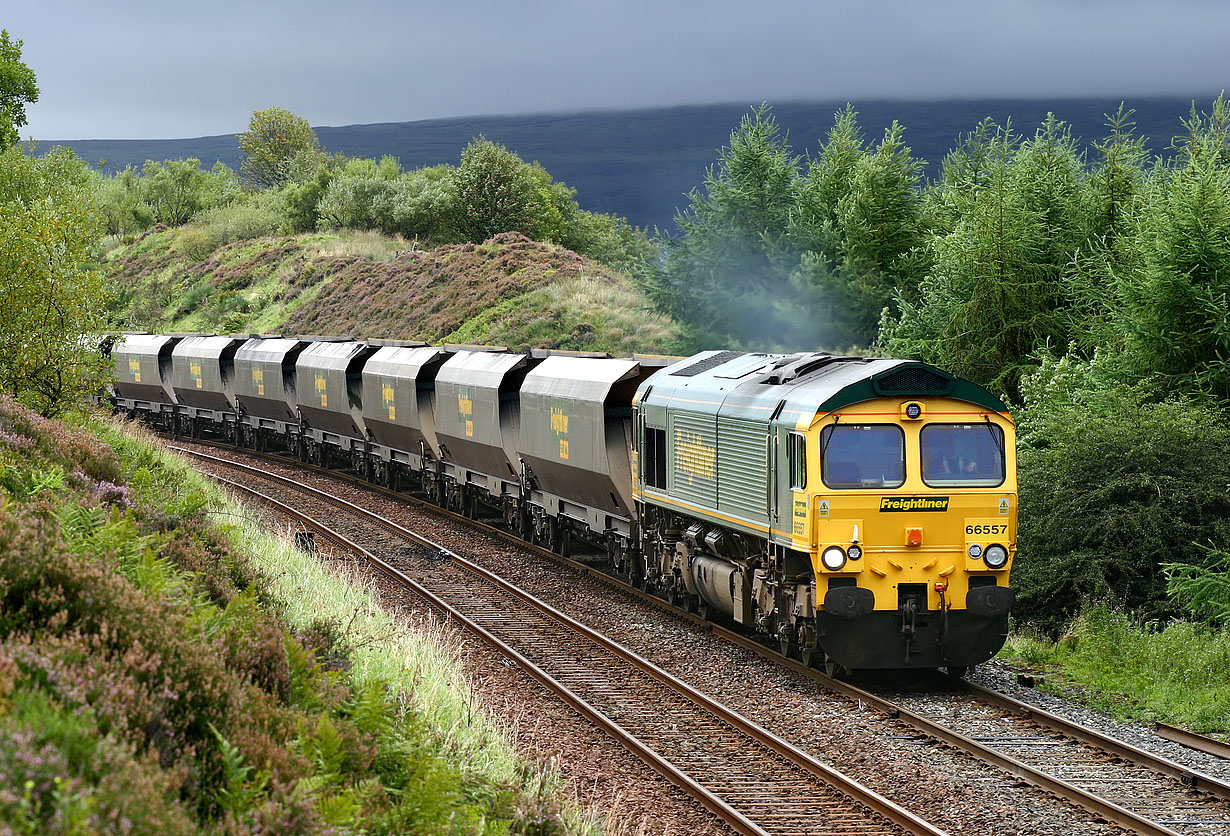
984, 544, 1009, 569
821, 546, 847, 571
967, 544, 983, 559
847, 545, 863, 561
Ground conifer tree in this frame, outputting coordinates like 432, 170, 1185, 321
658, 104, 802, 345
1119, 95, 1230, 402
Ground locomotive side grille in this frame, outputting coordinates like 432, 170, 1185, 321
874, 366, 952, 396
671, 350, 742, 378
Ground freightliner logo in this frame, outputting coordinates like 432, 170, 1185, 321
880, 497, 950, 512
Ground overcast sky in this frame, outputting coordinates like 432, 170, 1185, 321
9, 0, 1227, 140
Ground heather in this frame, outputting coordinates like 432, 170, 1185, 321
104, 227, 682, 354
0, 397, 582, 835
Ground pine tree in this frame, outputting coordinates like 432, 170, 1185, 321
658, 104, 802, 345
1120, 95, 1230, 402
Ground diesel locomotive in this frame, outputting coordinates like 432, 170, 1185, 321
109, 334, 1017, 674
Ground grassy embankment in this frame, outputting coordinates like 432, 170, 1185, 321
0, 397, 591, 835
103, 226, 680, 357
1000, 607, 1230, 735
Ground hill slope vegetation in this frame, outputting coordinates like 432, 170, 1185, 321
104, 227, 680, 355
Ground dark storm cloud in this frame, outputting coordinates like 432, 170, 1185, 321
9, 0, 1228, 140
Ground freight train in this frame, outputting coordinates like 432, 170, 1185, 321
108, 334, 1017, 674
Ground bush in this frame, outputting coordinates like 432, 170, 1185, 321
1013, 355, 1230, 631
190, 192, 282, 247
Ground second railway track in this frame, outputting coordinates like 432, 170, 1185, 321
174, 440, 1230, 836
184, 446, 942, 836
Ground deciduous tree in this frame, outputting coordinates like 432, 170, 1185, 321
449, 137, 539, 242
237, 107, 321, 188
0, 146, 106, 414
0, 30, 38, 150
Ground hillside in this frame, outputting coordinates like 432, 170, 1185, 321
104, 227, 681, 355
53, 97, 1207, 229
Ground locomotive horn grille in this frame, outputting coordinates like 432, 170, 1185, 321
873, 366, 952, 396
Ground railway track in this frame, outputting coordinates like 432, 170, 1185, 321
181, 446, 944, 836
173, 441, 1230, 836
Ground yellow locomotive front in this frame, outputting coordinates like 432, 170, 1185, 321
632, 351, 1016, 674
796, 396, 1017, 672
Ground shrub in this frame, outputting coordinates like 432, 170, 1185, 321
1013, 355, 1230, 631
190, 191, 283, 248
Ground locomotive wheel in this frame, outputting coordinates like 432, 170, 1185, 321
779, 634, 795, 659
946, 666, 968, 679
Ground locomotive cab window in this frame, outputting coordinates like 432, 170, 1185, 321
921, 423, 1005, 487
821, 425, 905, 489
787, 432, 807, 489
643, 426, 667, 489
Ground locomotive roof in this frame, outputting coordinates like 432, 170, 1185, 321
636, 350, 1007, 425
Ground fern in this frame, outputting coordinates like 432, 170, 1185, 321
346, 677, 394, 737
209, 722, 270, 818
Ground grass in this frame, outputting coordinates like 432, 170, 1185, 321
1002, 604, 1230, 733
315, 229, 413, 262
0, 399, 598, 835
442, 275, 681, 355
103, 226, 681, 353
103, 418, 603, 833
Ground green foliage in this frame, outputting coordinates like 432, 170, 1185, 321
281, 161, 338, 233
1116, 95, 1230, 403
560, 210, 659, 285
315, 159, 460, 244
788, 111, 929, 345
656, 104, 803, 347
0, 30, 38, 150
658, 103, 928, 350
1063, 106, 1150, 352
0, 145, 107, 415
1164, 545, 1230, 624
1003, 604, 1230, 732
238, 106, 322, 189
1013, 355, 1230, 631
94, 159, 240, 235
882, 116, 1085, 396
0, 401, 579, 835
450, 137, 541, 241
187, 188, 283, 248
